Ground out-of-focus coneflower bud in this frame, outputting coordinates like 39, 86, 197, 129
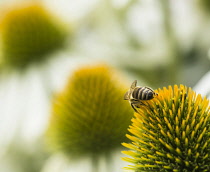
0, 3, 67, 70
47, 65, 133, 159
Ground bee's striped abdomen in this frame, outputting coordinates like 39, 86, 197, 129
132, 87, 154, 100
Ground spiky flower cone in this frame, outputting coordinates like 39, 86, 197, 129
47, 65, 133, 158
0, 3, 67, 70
122, 85, 210, 172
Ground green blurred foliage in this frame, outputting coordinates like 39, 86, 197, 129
2, 138, 49, 172
196, 0, 210, 14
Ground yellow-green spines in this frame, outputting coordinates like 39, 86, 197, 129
0, 3, 67, 69
122, 85, 210, 172
47, 66, 133, 158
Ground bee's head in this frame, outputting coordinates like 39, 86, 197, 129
153, 92, 158, 97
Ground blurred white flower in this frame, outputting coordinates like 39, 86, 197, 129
194, 70, 210, 99
41, 151, 130, 172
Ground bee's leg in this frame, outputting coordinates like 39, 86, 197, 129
131, 103, 138, 113
139, 101, 154, 111
131, 101, 153, 112
130, 100, 142, 112
139, 101, 146, 106
132, 101, 148, 109
133, 100, 145, 106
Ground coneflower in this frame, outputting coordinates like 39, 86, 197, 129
46, 65, 133, 171
122, 84, 210, 172
0, 3, 67, 70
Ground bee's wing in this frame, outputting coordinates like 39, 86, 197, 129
131, 80, 137, 89
124, 91, 130, 100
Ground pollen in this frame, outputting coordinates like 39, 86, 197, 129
122, 85, 210, 172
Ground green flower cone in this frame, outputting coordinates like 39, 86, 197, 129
122, 85, 210, 172
46, 65, 133, 159
0, 3, 67, 70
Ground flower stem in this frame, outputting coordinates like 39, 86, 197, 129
91, 154, 100, 172
160, 0, 181, 84
39, 63, 54, 99
104, 151, 113, 172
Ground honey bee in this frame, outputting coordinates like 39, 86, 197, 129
124, 80, 158, 112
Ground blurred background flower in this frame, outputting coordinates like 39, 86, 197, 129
0, 2, 68, 71
46, 65, 133, 171
0, 0, 210, 171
